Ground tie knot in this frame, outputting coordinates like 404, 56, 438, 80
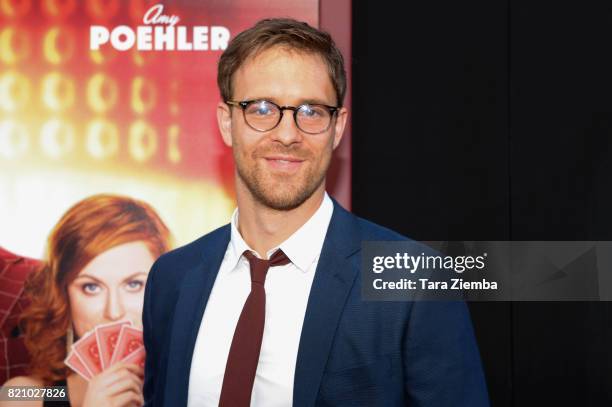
243, 249, 290, 284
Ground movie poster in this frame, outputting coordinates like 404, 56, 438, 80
0, 0, 324, 392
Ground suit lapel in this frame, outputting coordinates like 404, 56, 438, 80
293, 200, 361, 407
164, 226, 230, 407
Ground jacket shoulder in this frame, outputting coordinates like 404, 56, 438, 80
334, 203, 436, 256
351, 213, 440, 256
331, 199, 408, 242
353, 215, 408, 241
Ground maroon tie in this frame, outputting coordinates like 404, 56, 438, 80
218, 249, 291, 407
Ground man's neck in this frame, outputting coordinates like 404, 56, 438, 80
236, 184, 326, 259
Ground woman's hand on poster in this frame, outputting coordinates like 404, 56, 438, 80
82, 361, 144, 407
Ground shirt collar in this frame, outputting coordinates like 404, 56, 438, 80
227, 192, 334, 273
227, 209, 252, 272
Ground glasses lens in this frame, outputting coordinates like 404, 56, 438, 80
244, 100, 280, 131
296, 104, 332, 134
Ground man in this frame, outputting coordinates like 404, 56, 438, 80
143, 18, 489, 406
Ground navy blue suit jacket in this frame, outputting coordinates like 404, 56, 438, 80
142, 199, 489, 406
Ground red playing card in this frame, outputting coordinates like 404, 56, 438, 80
95, 320, 132, 369
73, 330, 103, 376
120, 346, 146, 369
109, 325, 143, 366
64, 349, 92, 381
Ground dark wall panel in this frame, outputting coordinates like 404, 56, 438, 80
352, 1, 511, 406
353, 0, 612, 405
511, 2, 612, 405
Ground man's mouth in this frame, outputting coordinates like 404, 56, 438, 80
263, 155, 305, 171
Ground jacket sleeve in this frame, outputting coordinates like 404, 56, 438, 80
402, 300, 490, 406
143, 260, 159, 406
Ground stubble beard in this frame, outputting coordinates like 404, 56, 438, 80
234, 145, 330, 211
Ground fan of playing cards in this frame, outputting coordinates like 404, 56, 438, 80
64, 320, 145, 381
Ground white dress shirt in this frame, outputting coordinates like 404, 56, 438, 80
187, 193, 334, 407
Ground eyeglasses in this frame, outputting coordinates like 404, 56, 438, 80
226, 99, 339, 134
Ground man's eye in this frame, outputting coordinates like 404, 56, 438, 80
247, 102, 274, 116
82, 283, 100, 294
301, 106, 316, 116
299, 105, 325, 118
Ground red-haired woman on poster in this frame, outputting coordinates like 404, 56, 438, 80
1, 194, 171, 407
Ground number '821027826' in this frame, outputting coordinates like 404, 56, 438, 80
1, 386, 67, 401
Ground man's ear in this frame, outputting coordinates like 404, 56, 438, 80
217, 101, 233, 147
332, 107, 348, 150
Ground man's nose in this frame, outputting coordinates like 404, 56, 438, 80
270, 110, 303, 145
104, 289, 126, 321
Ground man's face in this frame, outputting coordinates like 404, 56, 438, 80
217, 46, 347, 210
